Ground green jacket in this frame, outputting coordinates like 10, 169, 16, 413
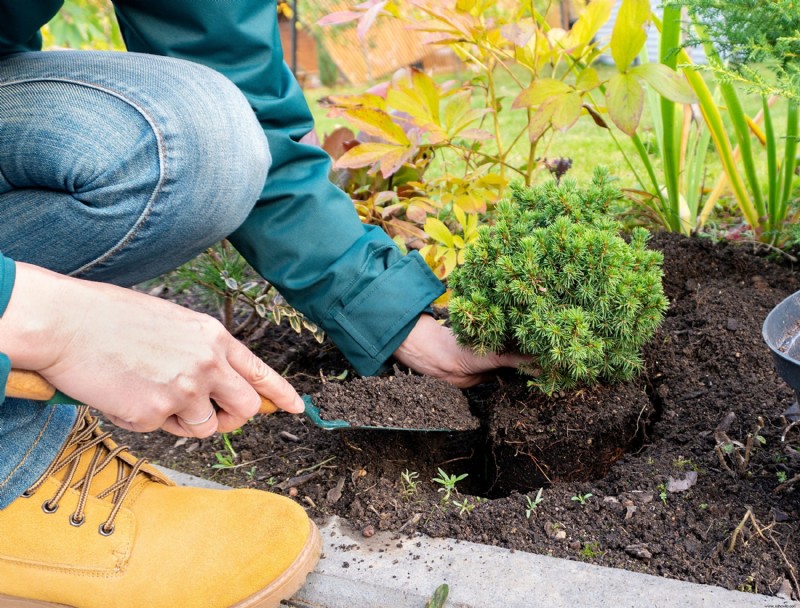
0, 1, 444, 402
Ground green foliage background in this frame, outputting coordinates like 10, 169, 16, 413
44, 0, 123, 50
676, 0, 800, 101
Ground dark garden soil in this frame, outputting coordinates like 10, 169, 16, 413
312, 372, 479, 431
113, 232, 800, 600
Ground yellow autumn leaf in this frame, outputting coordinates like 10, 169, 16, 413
424, 217, 456, 247
335, 142, 407, 170
606, 72, 645, 136
611, 0, 650, 70
551, 91, 584, 132
513, 78, 573, 109
342, 107, 409, 145
566, 0, 614, 54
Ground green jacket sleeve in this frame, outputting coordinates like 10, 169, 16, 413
112, 0, 444, 376
0, 1, 55, 53
0, 254, 17, 404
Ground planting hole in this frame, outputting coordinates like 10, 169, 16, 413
337, 375, 657, 500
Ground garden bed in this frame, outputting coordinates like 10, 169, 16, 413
114, 232, 800, 600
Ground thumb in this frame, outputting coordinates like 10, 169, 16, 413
230, 341, 305, 414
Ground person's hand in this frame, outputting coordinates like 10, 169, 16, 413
0, 263, 304, 437
392, 314, 528, 388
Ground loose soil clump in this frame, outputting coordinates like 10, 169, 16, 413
313, 372, 479, 430
113, 233, 800, 600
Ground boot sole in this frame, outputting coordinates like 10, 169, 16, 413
0, 520, 323, 608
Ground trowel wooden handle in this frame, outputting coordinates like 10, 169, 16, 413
5, 369, 279, 415
6, 369, 56, 400
257, 395, 279, 415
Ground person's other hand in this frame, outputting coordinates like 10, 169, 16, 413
392, 314, 527, 388
0, 263, 304, 437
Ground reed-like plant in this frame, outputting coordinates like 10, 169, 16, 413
606, 3, 711, 235
670, 0, 800, 246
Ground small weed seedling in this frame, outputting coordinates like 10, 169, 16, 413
424, 584, 449, 608
714, 412, 765, 478
400, 469, 420, 500
657, 483, 668, 505
433, 468, 468, 503
453, 498, 476, 517
213, 450, 235, 469
777, 471, 788, 484
580, 541, 603, 559
213, 432, 239, 470
571, 492, 593, 505
525, 488, 544, 518
673, 456, 701, 472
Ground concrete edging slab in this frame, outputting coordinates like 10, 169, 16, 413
160, 467, 799, 608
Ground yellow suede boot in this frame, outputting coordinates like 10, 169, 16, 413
0, 406, 321, 608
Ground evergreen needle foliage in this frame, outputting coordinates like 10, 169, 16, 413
448, 168, 669, 395
676, 0, 800, 101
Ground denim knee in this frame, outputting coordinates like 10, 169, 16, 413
149, 57, 271, 242
0, 51, 270, 285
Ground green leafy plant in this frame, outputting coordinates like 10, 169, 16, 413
657, 482, 668, 505
175, 242, 325, 343
432, 468, 468, 503
652, 2, 800, 246
571, 492, 593, 505
606, 5, 711, 236
448, 168, 669, 394
677, 0, 799, 102
525, 488, 544, 518
580, 541, 603, 559
424, 583, 449, 608
317, 0, 693, 285
452, 497, 475, 517
672, 456, 700, 471
400, 469, 420, 500
213, 432, 240, 470
44, 0, 124, 50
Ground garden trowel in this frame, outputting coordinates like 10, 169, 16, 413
4, 369, 458, 431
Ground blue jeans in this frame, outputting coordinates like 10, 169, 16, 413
0, 50, 270, 508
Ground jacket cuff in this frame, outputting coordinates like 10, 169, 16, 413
0, 254, 16, 404
323, 250, 444, 376
0, 353, 9, 403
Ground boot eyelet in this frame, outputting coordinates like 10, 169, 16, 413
98, 523, 115, 537
21, 489, 34, 498
42, 501, 58, 514
70, 514, 85, 527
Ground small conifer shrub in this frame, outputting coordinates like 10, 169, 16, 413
448, 168, 669, 395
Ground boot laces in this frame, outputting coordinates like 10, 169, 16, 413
23, 405, 151, 536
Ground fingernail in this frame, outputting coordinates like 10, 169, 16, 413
292, 395, 306, 414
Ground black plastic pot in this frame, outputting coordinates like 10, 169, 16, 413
762, 290, 800, 422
